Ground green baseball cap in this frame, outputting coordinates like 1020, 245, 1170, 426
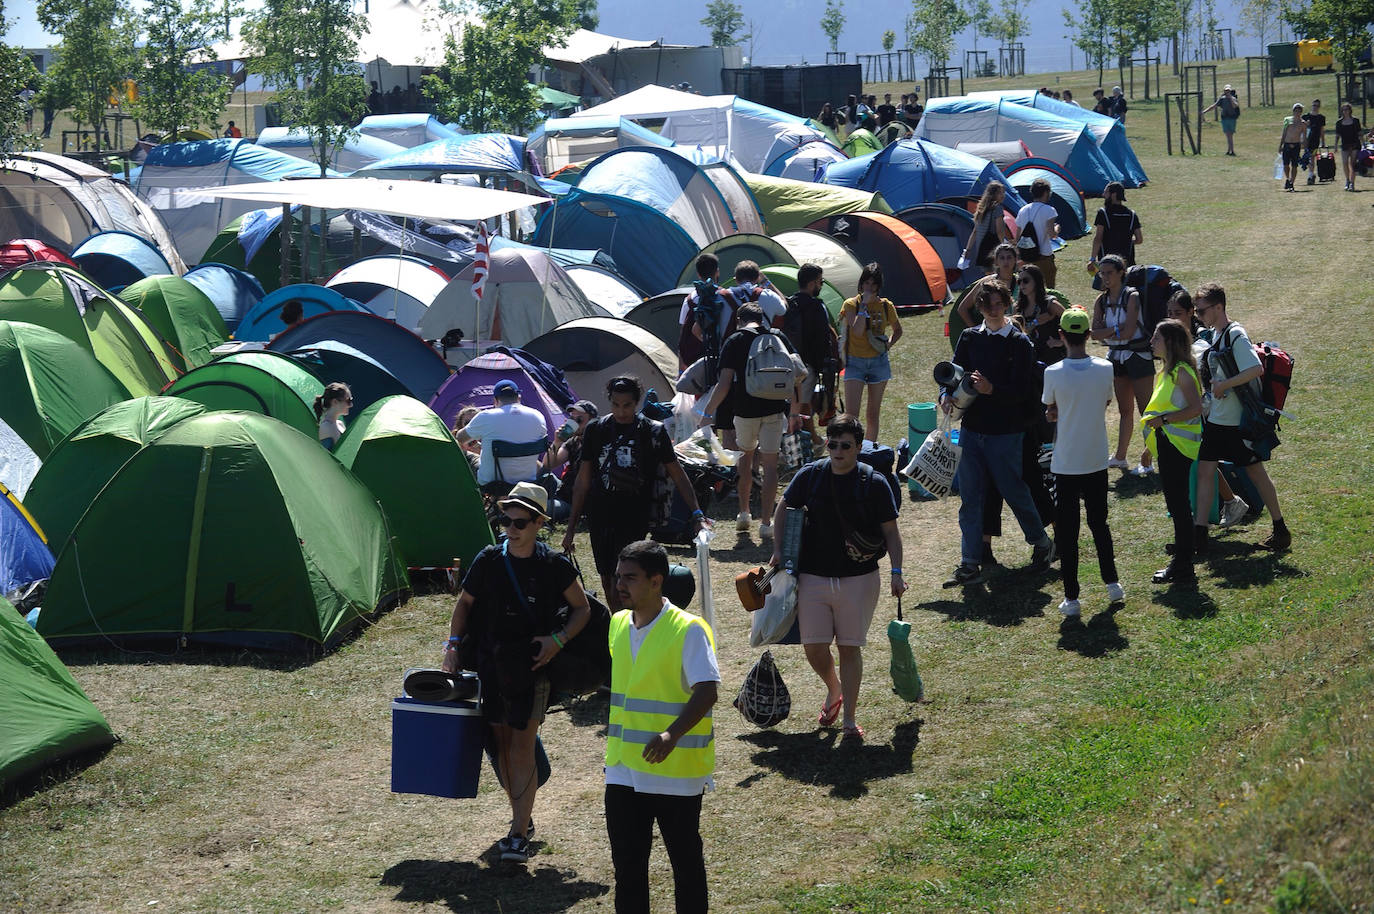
1059, 307, 1091, 334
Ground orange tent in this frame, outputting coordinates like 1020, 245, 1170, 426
804, 211, 948, 311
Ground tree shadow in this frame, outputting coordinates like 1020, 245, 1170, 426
1202, 540, 1306, 590
736, 719, 922, 800
1153, 585, 1220, 619
916, 569, 1053, 627
381, 858, 609, 913
1056, 606, 1129, 658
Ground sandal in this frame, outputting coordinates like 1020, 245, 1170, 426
841, 724, 865, 743
818, 696, 843, 728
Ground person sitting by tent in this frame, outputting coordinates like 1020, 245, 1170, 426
315, 382, 352, 451
269, 299, 305, 344
457, 380, 550, 495
453, 405, 483, 476
842, 115, 883, 158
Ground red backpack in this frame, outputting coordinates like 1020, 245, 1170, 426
1254, 341, 1294, 412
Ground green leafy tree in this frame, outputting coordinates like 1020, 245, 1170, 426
906, 0, 970, 71
243, 0, 368, 177
0, 2, 40, 155
968, 0, 994, 51
988, 0, 1032, 45
1062, 0, 1112, 85
37, 0, 137, 151
574, 0, 598, 29
881, 29, 896, 51
423, 0, 577, 134
820, 0, 845, 52
701, 0, 748, 48
1238, 0, 1280, 52
132, 0, 235, 138
1285, 0, 1374, 71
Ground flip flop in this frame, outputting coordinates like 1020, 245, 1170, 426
818, 696, 843, 728
841, 724, 865, 744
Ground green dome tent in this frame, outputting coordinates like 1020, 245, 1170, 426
759, 265, 844, 324
163, 350, 323, 438
0, 263, 177, 396
1, 594, 115, 793
333, 395, 493, 569
37, 411, 408, 651
118, 275, 229, 371
0, 320, 131, 460
674, 234, 796, 289
24, 397, 207, 551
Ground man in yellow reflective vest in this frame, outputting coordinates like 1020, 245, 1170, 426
605, 540, 719, 914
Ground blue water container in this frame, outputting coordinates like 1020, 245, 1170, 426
391, 696, 485, 798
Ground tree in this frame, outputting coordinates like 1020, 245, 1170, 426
574, 0, 598, 29
701, 0, 748, 48
988, 0, 1031, 46
906, 0, 970, 71
881, 29, 896, 51
0, 3, 40, 155
37, 0, 137, 151
243, 0, 369, 177
132, 0, 235, 138
1285, 0, 1374, 72
820, 0, 845, 53
968, 0, 994, 51
1062, 0, 1111, 85
423, 0, 577, 135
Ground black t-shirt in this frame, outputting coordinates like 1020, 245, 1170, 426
876, 104, 897, 122
1335, 118, 1364, 149
580, 414, 676, 512
1303, 112, 1326, 145
1094, 203, 1140, 263
720, 326, 792, 419
1217, 94, 1239, 118
461, 543, 577, 647
902, 102, 923, 121
783, 291, 833, 372
783, 461, 897, 577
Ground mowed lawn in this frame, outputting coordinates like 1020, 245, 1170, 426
4, 63, 1373, 914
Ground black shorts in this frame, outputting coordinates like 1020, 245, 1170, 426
1281, 143, 1302, 167
589, 513, 650, 577
1109, 350, 1155, 380
1197, 421, 1263, 467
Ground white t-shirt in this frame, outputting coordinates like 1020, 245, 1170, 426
463, 402, 548, 485
1202, 322, 1261, 428
755, 286, 787, 326
605, 601, 721, 796
318, 415, 345, 449
1042, 355, 1114, 475
1015, 201, 1058, 256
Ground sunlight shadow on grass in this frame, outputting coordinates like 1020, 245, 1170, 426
1111, 472, 1164, 500
736, 720, 922, 799
381, 859, 609, 912
916, 578, 1052, 627
1202, 541, 1306, 590
1056, 607, 1129, 658
1152, 586, 1220, 619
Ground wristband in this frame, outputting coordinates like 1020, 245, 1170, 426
691, 509, 704, 519
445, 635, 463, 646
443, 643, 458, 652
891, 567, 903, 575
550, 631, 565, 649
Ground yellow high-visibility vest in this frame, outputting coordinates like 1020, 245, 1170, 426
605, 604, 714, 782
1144, 363, 1203, 460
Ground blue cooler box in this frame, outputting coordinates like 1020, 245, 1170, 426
391, 696, 484, 798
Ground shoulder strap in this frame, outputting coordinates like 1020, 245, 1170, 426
500, 541, 536, 622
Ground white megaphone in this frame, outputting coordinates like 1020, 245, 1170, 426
933, 360, 979, 420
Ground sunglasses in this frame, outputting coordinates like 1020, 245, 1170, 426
826, 440, 855, 451
496, 515, 535, 530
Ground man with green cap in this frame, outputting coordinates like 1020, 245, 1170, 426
1041, 307, 1123, 617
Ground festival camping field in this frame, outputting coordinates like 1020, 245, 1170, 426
4, 65, 1374, 913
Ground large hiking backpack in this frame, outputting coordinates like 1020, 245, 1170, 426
744, 328, 799, 400
1118, 264, 1183, 345
1254, 340, 1295, 411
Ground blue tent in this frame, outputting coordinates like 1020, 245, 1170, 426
285, 341, 411, 416
970, 90, 1148, 187
1004, 163, 1090, 240
1, 481, 53, 596
530, 188, 698, 296
235, 284, 373, 342
71, 230, 173, 291
822, 138, 1027, 214
183, 262, 266, 332
914, 97, 1125, 195
357, 134, 528, 177
266, 311, 451, 402
255, 127, 406, 174
763, 138, 848, 182
356, 113, 461, 148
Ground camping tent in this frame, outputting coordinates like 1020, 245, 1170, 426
183, 262, 266, 333
763, 138, 849, 182
740, 173, 891, 235
0, 151, 184, 272
333, 395, 494, 568
523, 317, 677, 402
420, 247, 609, 351
913, 97, 1124, 194
235, 284, 374, 342
198, 209, 392, 294
24, 397, 207, 551
624, 288, 690, 351
0, 320, 131, 463
266, 311, 452, 403
822, 138, 1026, 214
526, 116, 674, 174
71, 230, 174, 291
0, 418, 41, 498
771, 229, 867, 297
286, 343, 411, 416
255, 127, 406, 173
893, 203, 979, 289
357, 133, 528, 178
165, 351, 324, 438
0, 264, 174, 396
356, 113, 461, 149
953, 139, 1031, 166
804, 212, 949, 309
675, 233, 795, 289
36, 411, 408, 651
1, 482, 54, 598
117, 275, 229, 370
969, 89, 1148, 186
325, 254, 448, 332
0, 594, 115, 793
134, 139, 334, 264
1004, 162, 1089, 240
429, 350, 566, 439
563, 264, 645, 317
0, 238, 75, 270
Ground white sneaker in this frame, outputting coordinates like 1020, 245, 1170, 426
1106, 581, 1125, 603
1107, 457, 1129, 470
1058, 598, 1081, 617
758, 522, 773, 540
1219, 497, 1249, 529
736, 512, 752, 531
1132, 463, 1156, 476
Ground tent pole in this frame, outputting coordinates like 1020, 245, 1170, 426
301, 205, 312, 282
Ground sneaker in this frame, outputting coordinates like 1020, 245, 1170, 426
1106, 581, 1125, 603
736, 512, 752, 532
1132, 463, 1156, 477
1152, 564, 1198, 587
1307, 174, 1316, 185
1058, 598, 1081, 617
499, 834, 532, 863
1219, 497, 1250, 529
1028, 539, 1056, 573
759, 522, 773, 541
944, 563, 984, 587
1107, 457, 1130, 470
1260, 526, 1292, 552
510, 818, 535, 840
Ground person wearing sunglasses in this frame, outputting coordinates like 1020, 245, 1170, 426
314, 382, 352, 451
771, 414, 904, 744
441, 481, 592, 864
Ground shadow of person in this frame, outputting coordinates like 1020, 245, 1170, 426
1110, 471, 1162, 500
381, 858, 609, 912
1056, 606, 1129, 657
1153, 586, 1219, 619
917, 577, 1051, 627
1202, 540, 1305, 590
736, 719, 922, 800
551, 689, 610, 730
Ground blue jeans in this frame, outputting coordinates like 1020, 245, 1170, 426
957, 429, 1051, 566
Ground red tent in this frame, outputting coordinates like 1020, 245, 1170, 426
0, 239, 76, 272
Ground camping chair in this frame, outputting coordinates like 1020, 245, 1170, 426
481, 436, 553, 535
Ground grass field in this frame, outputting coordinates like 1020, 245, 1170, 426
5, 60, 1373, 914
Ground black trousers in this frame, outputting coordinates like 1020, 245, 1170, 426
605, 784, 707, 914
1157, 433, 1194, 568
1054, 470, 1117, 600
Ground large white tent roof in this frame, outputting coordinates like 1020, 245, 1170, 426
195, 178, 549, 223
543, 29, 660, 66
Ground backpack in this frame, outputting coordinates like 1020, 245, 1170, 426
734, 650, 791, 727
1254, 341, 1294, 411
1123, 264, 1183, 345
1207, 324, 1288, 457
743, 327, 799, 400
686, 280, 732, 382
1016, 215, 1041, 252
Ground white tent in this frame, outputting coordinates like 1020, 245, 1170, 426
255, 128, 407, 173
563, 264, 644, 317
325, 255, 449, 331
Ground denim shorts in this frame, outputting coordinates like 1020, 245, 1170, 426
844, 353, 892, 384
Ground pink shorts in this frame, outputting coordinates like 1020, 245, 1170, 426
797, 571, 881, 646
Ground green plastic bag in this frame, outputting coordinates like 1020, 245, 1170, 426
887, 596, 924, 702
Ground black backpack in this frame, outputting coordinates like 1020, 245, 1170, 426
1124, 264, 1184, 345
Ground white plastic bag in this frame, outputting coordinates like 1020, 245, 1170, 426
695, 526, 715, 635
749, 571, 799, 648
903, 421, 963, 498
1273, 152, 1284, 180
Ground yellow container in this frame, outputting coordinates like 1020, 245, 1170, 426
1297, 39, 1334, 72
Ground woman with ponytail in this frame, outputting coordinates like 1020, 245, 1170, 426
315, 382, 352, 451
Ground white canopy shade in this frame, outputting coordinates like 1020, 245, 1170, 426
192, 178, 549, 222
